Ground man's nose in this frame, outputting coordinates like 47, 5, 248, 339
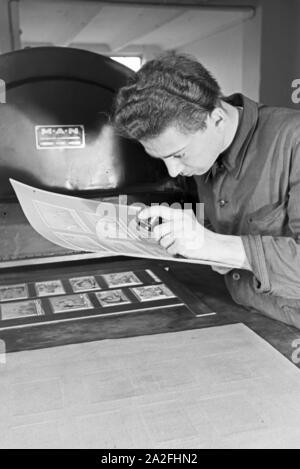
164, 158, 183, 178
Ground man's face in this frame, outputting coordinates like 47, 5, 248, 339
140, 110, 226, 177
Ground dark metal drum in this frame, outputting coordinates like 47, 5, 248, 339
0, 47, 195, 263
0, 46, 169, 200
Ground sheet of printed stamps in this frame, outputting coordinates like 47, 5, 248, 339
54, 232, 106, 252
0, 299, 44, 320
35, 279, 65, 297
0, 283, 29, 302
34, 201, 91, 233
102, 271, 142, 288
50, 293, 94, 313
69, 276, 100, 292
131, 284, 175, 302
95, 289, 131, 307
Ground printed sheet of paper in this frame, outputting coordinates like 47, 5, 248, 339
10, 179, 235, 268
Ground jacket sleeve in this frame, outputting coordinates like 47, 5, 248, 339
241, 142, 300, 299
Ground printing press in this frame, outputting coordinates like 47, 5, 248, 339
0, 47, 214, 352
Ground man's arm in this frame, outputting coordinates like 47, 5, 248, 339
239, 142, 300, 299
138, 206, 252, 270
213, 233, 252, 271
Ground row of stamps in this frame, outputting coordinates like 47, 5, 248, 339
0, 271, 146, 302
0, 284, 175, 321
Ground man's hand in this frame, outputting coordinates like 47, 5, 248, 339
138, 205, 252, 271
139, 205, 209, 258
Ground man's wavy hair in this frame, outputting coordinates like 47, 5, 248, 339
113, 51, 222, 141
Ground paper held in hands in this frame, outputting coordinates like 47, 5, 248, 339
10, 179, 234, 268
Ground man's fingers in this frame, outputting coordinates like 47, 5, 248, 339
138, 205, 180, 221
166, 242, 178, 256
152, 221, 172, 240
160, 233, 175, 249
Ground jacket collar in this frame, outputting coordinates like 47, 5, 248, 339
204, 93, 259, 182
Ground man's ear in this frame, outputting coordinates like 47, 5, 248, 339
210, 107, 225, 129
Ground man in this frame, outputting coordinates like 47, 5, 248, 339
112, 51, 300, 329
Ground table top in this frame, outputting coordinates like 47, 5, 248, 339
1, 256, 299, 367
168, 261, 300, 368
2, 323, 300, 449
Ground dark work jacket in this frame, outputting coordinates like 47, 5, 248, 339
195, 93, 300, 329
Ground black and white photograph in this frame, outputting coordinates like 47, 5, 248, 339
0, 299, 44, 320
0, 0, 300, 453
131, 283, 175, 302
69, 275, 100, 292
35, 279, 65, 296
95, 289, 131, 307
102, 271, 142, 288
0, 283, 28, 302
49, 293, 94, 313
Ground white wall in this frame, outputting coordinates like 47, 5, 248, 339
178, 0, 300, 107
179, 11, 261, 102
180, 22, 244, 97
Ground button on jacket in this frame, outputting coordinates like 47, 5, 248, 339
194, 93, 300, 329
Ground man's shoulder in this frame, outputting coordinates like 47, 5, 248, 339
225, 93, 300, 129
258, 103, 300, 137
259, 102, 300, 119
